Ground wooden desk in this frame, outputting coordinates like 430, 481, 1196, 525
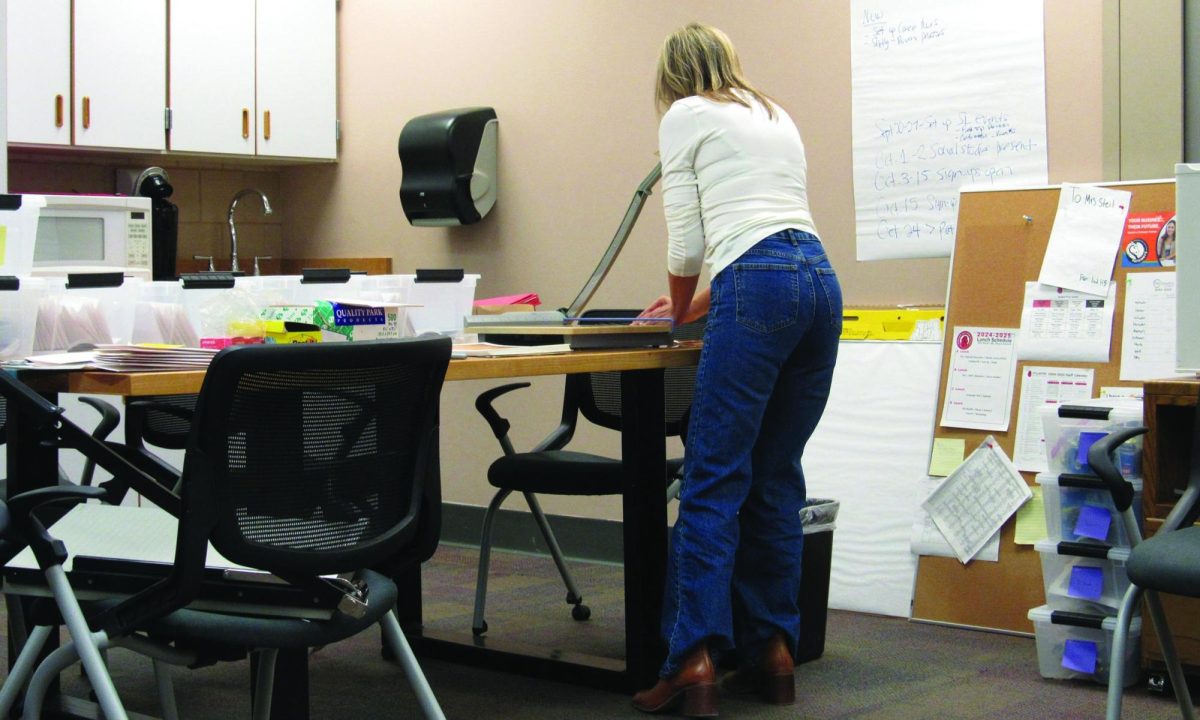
1142, 377, 1200, 681
6, 343, 702, 716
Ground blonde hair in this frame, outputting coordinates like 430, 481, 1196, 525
655, 23, 776, 119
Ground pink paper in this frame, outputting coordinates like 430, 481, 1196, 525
474, 293, 540, 306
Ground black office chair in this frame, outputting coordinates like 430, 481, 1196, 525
122, 393, 197, 493
1089, 410, 1200, 720
0, 338, 452, 720
470, 310, 705, 636
0, 393, 121, 495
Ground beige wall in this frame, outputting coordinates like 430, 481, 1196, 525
284, 0, 1120, 311
4, 1, 1181, 521
279, 0, 1121, 518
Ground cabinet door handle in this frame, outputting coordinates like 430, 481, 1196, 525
242, 108, 250, 139
263, 110, 271, 140
55, 95, 64, 128
82, 96, 91, 129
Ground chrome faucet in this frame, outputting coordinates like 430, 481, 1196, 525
227, 189, 273, 274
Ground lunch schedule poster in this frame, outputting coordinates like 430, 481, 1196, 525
850, 0, 1048, 261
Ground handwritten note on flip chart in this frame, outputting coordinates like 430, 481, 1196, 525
850, 0, 1048, 261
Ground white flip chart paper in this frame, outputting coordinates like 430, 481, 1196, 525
851, 0, 1048, 260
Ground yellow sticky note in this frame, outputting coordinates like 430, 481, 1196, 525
0, 226, 7, 263
1014, 486, 1047, 545
928, 437, 966, 477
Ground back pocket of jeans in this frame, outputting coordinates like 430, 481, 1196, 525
734, 262, 799, 333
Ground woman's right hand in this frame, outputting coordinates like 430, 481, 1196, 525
638, 295, 673, 319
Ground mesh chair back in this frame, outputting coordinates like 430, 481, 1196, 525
0, 395, 6, 445
129, 394, 197, 450
575, 309, 705, 437
185, 337, 451, 577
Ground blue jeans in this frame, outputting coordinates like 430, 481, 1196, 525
660, 228, 842, 677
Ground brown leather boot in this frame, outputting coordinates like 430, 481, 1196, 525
719, 633, 795, 705
632, 644, 718, 717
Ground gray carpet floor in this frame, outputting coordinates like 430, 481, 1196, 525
5, 543, 1193, 719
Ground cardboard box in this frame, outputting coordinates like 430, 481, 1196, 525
261, 300, 404, 342
262, 320, 321, 344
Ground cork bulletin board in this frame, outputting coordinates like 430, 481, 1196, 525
911, 179, 1176, 633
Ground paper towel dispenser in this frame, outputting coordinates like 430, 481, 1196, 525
398, 107, 498, 226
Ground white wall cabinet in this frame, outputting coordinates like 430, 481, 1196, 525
73, 0, 167, 151
170, 0, 337, 160
6, 0, 72, 146
168, 0, 257, 156
7, 0, 166, 151
8, 0, 334, 160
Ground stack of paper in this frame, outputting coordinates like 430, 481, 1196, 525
88, 345, 219, 372
451, 342, 573, 358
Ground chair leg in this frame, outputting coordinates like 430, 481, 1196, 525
1145, 590, 1198, 720
472, 488, 513, 636
0, 624, 53, 718
5, 594, 30, 649
43, 565, 127, 720
153, 658, 180, 720
1107, 585, 1144, 720
523, 492, 590, 621
380, 610, 446, 720
22, 635, 123, 720
252, 649, 278, 720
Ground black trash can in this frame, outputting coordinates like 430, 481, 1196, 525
797, 498, 838, 665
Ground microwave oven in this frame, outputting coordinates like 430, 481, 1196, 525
27, 194, 153, 279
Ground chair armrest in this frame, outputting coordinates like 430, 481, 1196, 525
1086, 425, 1148, 512
78, 396, 120, 442
78, 396, 122, 486
4, 485, 108, 569
475, 383, 531, 454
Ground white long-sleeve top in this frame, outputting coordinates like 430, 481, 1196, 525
658, 92, 819, 278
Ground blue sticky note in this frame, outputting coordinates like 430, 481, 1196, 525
1076, 431, 1108, 470
1074, 504, 1114, 541
1062, 638, 1098, 674
1069, 565, 1105, 601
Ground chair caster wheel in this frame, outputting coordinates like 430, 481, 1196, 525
1148, 674, 1168, 694
571, 604, 591, 621
473, 621, 488, 637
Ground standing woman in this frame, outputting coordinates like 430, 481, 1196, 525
632, 23, 842, 717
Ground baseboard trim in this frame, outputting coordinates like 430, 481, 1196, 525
441, 502, 625, 565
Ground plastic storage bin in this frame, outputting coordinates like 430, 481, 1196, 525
1037, 472, 1143, 547
1036, 539, 1131, 613
0, 195, 44, 276
0, 277, 47, 362
34, 275, 142, 352
289, 273, 368, 309
1028, 604, 1141, 686
402, 273, 479, 338
1041, 399, 1144, 478
797, 498, 838, 665
236, 275, 296, 309
131, 280, 198, 346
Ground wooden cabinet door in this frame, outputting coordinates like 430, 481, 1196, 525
73, 0, 166, 151
6, 0, 71, 146
169, 0, 255, 155
255, 0, 337, 160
